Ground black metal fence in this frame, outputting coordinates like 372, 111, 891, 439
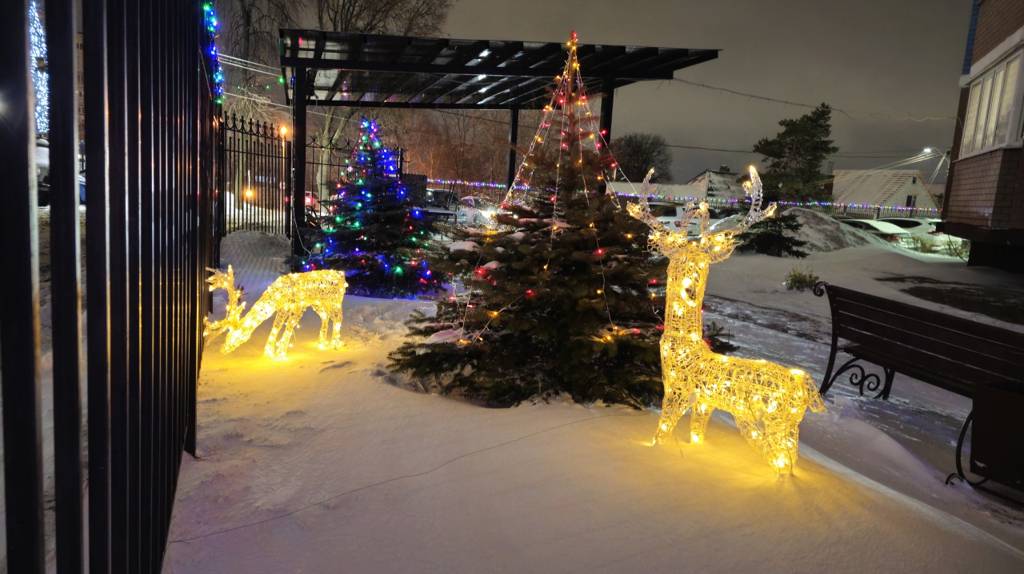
2, 1, 219, 572
221, 113, 290, 235
304, 140, 351, 221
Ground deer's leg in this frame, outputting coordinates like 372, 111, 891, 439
763, 416, 800, 474
653, 385, 690, 445
274, 311, 302, 358
689, 401, 714, 445
313, 306, 330, 349
330, 303, 344, 348
264, 313, 287, 358
736, 415, 772, 463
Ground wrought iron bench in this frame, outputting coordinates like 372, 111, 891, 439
813, 282, 1024, 494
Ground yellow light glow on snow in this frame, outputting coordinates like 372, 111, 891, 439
628, 167, 825, 473
204, 265, 347, 360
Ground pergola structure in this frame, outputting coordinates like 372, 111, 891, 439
278, 29, 718, 249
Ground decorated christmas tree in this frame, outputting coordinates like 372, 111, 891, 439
390, 33, 667, 407
301, 117, 439, 297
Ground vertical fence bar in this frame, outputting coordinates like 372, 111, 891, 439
125, 0, 144, 570
293, 69, 308, 255
139, 0, 156, 568
0, 1, 46, 571
106, 0, 131, 568
45, 0, 86, 569
84, 0, 114, 569
155, 0, 169, 561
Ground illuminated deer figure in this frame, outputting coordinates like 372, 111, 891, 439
204, 265, 347, 360
627, 167, 825, 472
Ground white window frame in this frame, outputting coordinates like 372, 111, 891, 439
959, 48, 1024, 160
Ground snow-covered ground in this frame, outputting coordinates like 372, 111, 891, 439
163, 231, 1024, 573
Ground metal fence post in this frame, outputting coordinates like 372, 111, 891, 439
0, 1, 46, 571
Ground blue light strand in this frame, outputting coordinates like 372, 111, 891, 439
202, 2, 225, 104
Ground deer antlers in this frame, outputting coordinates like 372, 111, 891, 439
627, 166, 776, 241
729, 165, 776, 237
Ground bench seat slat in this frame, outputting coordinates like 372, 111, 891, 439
835, 309, 1022, 379
830, 286, 1024, 356
836, 322, 1021, 388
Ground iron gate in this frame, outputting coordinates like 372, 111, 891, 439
220, 113, 291, 236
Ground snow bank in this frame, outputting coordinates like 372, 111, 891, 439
783, 207, 876, 252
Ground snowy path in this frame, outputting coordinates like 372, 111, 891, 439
165, 233, 1024, 573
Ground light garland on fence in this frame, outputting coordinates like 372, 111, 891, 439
440, 177, 941, 215
428, 178, 528, 191
204, 265, 347, 360
627, 168, 825, 473
202, 2, 225, 104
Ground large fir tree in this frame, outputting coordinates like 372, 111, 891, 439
390, 34, 667, 407
300, 117, 439, 296
753, 103, 838, 201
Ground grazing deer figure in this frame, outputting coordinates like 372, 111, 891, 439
627, 167, 825, 472
204, 265, 347, 360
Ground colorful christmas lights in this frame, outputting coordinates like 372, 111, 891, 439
628, 168, 825, 473
304, 117, 438, 296
204, 265, 347, 360
202, 2, 225, 104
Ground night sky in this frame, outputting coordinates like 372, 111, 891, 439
444, 0, 971, 183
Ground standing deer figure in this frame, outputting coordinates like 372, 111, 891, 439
204, 265, 347, 360
627, 167, 825, 472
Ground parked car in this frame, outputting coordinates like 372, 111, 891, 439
878, 217, 966, 254
456, 195, 497, 226
877, 217, 940, 236
839, 219, 916, 248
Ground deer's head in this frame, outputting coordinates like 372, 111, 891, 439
627, 166, 776, 264
204, 265, 247, 343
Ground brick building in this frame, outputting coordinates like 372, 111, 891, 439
944, 0, 1024, 270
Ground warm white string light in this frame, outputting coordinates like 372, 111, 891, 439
627, 168, 826, 473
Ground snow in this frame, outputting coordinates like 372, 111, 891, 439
783, 207, 876, 252
162, 231, 1024, 573
448, 240, 480, 253
708, 244, 1023, 332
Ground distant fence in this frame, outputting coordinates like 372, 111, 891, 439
703, 197, 941, 220
220, 113, 291, 235
424, 177, 943, 219
304, 141, 350, 221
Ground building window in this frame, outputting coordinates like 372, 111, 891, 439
961, 51, 1022, 157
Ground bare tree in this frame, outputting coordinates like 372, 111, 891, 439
310, 0, 453, 150
611, 133, 673, 183
221, 0, 295, 122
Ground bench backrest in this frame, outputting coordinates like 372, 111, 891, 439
818, 283, 1024, 395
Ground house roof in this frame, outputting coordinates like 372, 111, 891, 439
278, 30, 719, 109
831, 169, 939, 209
686, 168, 745, 199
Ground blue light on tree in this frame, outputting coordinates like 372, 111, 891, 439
202, 2, 225, 104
